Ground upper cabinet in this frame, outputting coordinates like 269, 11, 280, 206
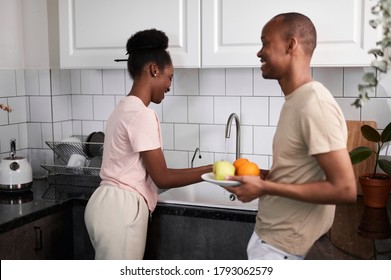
59, 0, 376, 69
202, 0, 377, 67
58, 0, 200, 68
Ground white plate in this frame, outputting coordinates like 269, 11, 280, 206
201, 172, 240, 187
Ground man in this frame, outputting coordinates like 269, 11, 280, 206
225, 13, 356, 260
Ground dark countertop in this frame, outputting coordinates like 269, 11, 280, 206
0, 175, 255, 234
0, 175, 100, 233
1, 175, 390, 259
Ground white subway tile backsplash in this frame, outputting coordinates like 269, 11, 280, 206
52, 95, 71, 122
312, 67, 343, 97
162, 96, 187, 123
343, 67, 370, 97
226, 68, 252, 96
163, 150, 189, 168
253, 69, 281, 96
0, 70, 16, 97
161, 123, 174, 150
200, 124, 234, 154
72, 95, 93, 120
41, 123, 53, 143
269, 97, 284, 126
93, 95, 115, 120
188, 96, 213, 123
214, 96, 240, 124
377, 71, 391, 97
103, 69, 126, 95
254, 126, 276, 155
18, 123, 28, 150
8, 96, 27, 124
189, 151, 213, 168
241, 97, 268, 125
81, 121, 104, 136
174, 124, 199, 151
38, 69, 51, 96
81, 70, 103, 95
199, 69, 225, 96
27, 123, 42, 149
50, 69, 61, 95
60, 70, 71, 95
16, 70, 26, 96
29, 96, 52, 122
71, 70, 81, 94
1, 66, 390, 171
0, 124, 19, 153
25, 70, 39, 96
173, 68, 199, 95
240, 125, 253, 154
148, 102, 163, 121
0, 102, 7, 126
336, 98, 361, 121
361, 98, 391, 129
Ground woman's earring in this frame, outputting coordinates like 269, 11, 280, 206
153, 73, 157, 77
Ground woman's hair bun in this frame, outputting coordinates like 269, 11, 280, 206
126, 29, 168, 54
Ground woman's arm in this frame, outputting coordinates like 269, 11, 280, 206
141, 148, 212, 189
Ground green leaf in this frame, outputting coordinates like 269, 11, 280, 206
372, 60, 388, 72
381, 121, 391, 143
362, 72, 377, 85
378, 159, 391, 176
368, 48, 384, 57
361, 125, 381, 142
349, 146, 373, 164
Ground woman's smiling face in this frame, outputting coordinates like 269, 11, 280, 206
152, 64, 174, 104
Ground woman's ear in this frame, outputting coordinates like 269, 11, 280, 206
149, 64, 158, 77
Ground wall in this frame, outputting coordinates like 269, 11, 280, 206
1, 67, 390, 177
0, 0, 390, 177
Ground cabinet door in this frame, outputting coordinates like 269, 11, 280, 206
0, 223, 33, 260
30, 209, 73, 260
59, 0, 200, 68
202, 0, 377, 67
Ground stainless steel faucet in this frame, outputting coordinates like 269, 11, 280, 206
225, 113, 240, 159
191, 147, 202, 168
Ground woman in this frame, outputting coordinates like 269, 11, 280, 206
84, 29, 212, 260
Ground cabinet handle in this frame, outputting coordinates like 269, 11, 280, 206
34, 226, 42, 251
114, 59, 127, 62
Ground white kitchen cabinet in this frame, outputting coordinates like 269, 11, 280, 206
201, 0, 377, 67
59, 0, 200, 68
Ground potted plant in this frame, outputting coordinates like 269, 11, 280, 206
349, 121, 391, 208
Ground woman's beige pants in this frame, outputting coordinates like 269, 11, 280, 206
84, 184, 149, 259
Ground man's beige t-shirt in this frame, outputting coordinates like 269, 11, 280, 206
255, 81, 348, 256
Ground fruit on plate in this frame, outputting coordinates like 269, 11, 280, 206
213, 160, 235, 180
233, 157, 249, 170
236, 161, 260, 176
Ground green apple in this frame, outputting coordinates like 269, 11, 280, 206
213, 160, 235, 180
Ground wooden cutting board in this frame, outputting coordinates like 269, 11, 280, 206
346, 120, 377, 195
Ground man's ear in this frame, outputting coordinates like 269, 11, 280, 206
287, 37, 298, 53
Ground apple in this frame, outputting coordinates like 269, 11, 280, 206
213, 160, 235, 180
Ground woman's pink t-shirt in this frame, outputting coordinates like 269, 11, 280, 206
100, 96, 161, 211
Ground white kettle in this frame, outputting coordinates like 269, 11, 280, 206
0, 139, 33, 191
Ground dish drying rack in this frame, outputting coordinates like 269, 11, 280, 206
41, 136, 103, 176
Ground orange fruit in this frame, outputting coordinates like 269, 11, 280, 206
236, 161, 260, 176
233, 158, 249, 170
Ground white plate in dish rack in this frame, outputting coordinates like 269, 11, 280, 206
201, 172, 240, 187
